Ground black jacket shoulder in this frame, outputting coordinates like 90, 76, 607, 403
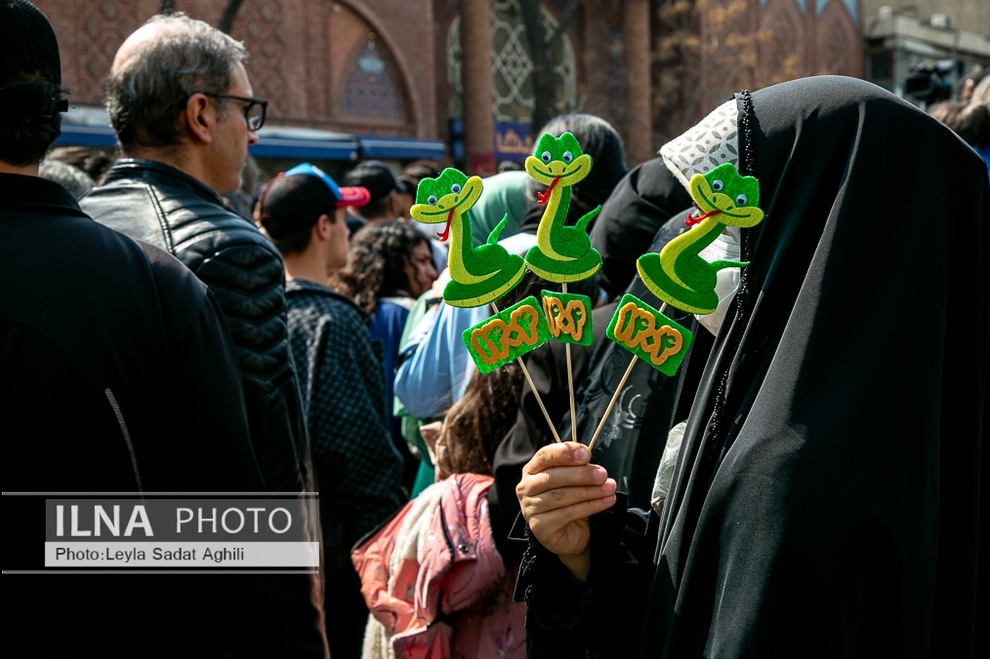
81, 159, 293, 388
0, 173, 260, 493
80, 159, 270, 252
286, 279, 369, 321
81, 159, 310, 495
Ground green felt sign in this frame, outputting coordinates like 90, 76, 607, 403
605, 294, 693, 376
462, 296, 551, 374
540, 290, 593, 347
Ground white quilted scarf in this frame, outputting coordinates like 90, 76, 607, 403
659, 100, 738, 190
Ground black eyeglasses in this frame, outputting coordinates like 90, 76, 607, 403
199, 92, 268, 131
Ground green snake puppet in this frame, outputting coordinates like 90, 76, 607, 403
524, 132, 603, 283
637, 162, 764, 314
410, 168, 526, 308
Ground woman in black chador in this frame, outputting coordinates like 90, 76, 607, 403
515, 76, 988, 658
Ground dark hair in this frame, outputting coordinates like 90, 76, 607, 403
329, 220, 428, 315
439, 362, 524, 475
47, 146, 118, 183
400, 159, 440, 182
529, 113, 628, 212
106, 13, 246, 151
256, 168, 339, 256
355, 194, 393, 220
268, 223, 314, 256
38, 159, 93, 199
497, 160, 523, 173
0, 69, 66, 165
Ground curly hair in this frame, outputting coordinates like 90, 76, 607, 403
437, 362, 524, 476
106, 13, 246, 151
329, 220, 428, 315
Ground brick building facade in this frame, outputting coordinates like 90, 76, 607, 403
34, 0, 862, 171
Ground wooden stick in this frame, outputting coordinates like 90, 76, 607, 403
586, 303, 667, 452
517, 356, 563, 444
586, 357, 635, 452
562, 283, 577, 444
491, 302, 562, 443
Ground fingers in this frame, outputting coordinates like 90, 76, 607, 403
523, 441, 592, 476
518, 455, 616, 524
526, 491, 617, 538
418, 421, 442, 446
518, 442, 609, 500
517, 450, 611, 527
522, 483, 618, 563
520, 478, 616, 518
521, 464, 608, 498
515, 443, 618, 563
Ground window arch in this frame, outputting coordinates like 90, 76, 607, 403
338, 35, 408, 123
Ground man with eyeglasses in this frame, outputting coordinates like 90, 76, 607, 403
80, 12, 328, 658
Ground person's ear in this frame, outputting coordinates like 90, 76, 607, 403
315, 213, 333, 241
184, 93, 214, 146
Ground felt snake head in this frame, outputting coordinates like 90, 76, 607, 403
524, 132, 593, 187
688, 163, 763, 228
411, 169, 483, 223
411, 168, 483, 241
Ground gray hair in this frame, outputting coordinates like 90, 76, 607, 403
106, 13, 247, 150
39, 159, 94, 199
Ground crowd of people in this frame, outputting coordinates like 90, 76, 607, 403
2, 1, 987, 658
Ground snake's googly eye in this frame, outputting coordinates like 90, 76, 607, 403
427, 195, 438, 205
735, 194, 748, 206
541, 151, 552, 163
711, 179, 724, 192
450, 183, 462, 194
562, 151, 573, 163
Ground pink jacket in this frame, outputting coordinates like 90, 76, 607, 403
352, 473, 526, 659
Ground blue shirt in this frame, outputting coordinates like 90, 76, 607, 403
394, 233, 537, 418
367, 297, 415, 449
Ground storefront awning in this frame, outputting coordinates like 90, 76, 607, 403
55, 123, 117, 148
249, 127, 358, 161
53, 108, 445, 162
357, 135, 446, 160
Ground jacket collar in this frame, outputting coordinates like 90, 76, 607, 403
286, 278, 369, 321
0, 172, 88, 217
102, 158, 227, 205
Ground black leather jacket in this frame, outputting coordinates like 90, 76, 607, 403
81, 160, 310, 495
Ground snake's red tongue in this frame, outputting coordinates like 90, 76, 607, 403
684, 208, 721, 226
437, 209, 454, 242
536, 176, 561, 205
